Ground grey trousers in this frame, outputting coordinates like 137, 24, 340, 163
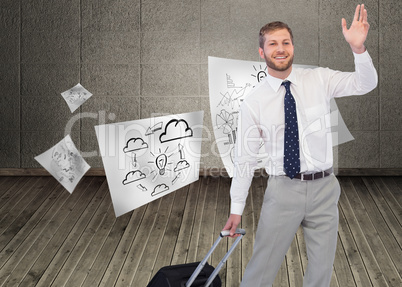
241, 174, 341, 287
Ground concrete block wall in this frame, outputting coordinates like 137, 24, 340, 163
0, 0, 401, 170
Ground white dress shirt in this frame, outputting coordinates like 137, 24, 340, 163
230, 51, 378, 215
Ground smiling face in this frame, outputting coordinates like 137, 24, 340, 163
259, 28, 294, 79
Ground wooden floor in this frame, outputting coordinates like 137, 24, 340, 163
0, 175, 400, 287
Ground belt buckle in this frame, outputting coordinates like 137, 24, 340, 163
313, 171, 324, 180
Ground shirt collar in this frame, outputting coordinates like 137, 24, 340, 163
265, 68, 298, 92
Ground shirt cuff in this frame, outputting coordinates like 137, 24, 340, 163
230, 202, 245, 215
353, 50, 371, 63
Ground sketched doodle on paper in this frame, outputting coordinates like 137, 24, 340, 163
209, 57, 354, 177
35, 135, 90, 193
209, 57, 269, 177
95, 111, 204, 217
61, 83, 93, 113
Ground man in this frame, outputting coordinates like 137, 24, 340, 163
223, 4, 377, 287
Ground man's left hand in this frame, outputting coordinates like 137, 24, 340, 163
342, 4, 370, 54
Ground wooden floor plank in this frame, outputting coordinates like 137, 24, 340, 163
213, 176, 231, 287
361, 178, 402, 273
0, 177, 34, 211
98, 204, 147, 287
226, 237, 243, 287
286, 236, 304, 287
333, 234, 355, 287
150, 185, 190, 278
0, 177, 44, 234
196, 177, 220, 263
338, 177, 390, 287
238, 176, 259, 286
226, 235, 243, 287
0, 175, 400, 287
115, 198, 161, 286
368, 178, 401, 246
372, 177, 402, 225
81, 211, 132, 287
0, 185, 65, 270
132, 192, 176, 286
295, 227, 307, 273
387, 177, 402, 205
33, 178, 109, 287
0, 178, 61, 252
337, 202, 372, 287
348, 177, 401, 286
186, 177, 208, 263
63, 198, 117, 287
0, 177, 22, 197
0, 177, 94, 286
330, 271, 340, 287
273, 260, 290, 287
0, 183, 71, 270
171, 180, 201, 265
6, 177, 103, 287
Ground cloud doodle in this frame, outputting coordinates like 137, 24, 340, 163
159, 119, 193, 143
122, 170, 146, 185
151, 183, 169, 196
123, 138, 148, 153
174, 160, 190, 172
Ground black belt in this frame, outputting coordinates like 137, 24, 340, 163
293, 168, 333, 181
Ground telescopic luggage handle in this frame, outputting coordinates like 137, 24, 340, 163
185, 228, 246, 287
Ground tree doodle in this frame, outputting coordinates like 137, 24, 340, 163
216, 110, 238, 144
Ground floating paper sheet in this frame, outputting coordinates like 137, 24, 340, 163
208, 56, 354, 177
35, 134, 90, 193
61, 83, 93, 113
95, 111, 204, 217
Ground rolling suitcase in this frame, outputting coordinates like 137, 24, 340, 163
147, 229, 246, 287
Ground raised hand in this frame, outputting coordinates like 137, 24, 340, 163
342, 4, 370, 54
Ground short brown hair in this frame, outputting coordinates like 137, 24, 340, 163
259, 21, 293, 48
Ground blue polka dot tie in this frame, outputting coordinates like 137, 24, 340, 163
282, 81, 300, 179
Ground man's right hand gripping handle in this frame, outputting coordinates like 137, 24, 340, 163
222, 214, 242, 238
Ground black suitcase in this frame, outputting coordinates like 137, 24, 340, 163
147, 229, 246, 287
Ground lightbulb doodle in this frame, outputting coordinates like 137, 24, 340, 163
95, 110, 204, 217
148, 147, 174, 180
251, 64, 268, 84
